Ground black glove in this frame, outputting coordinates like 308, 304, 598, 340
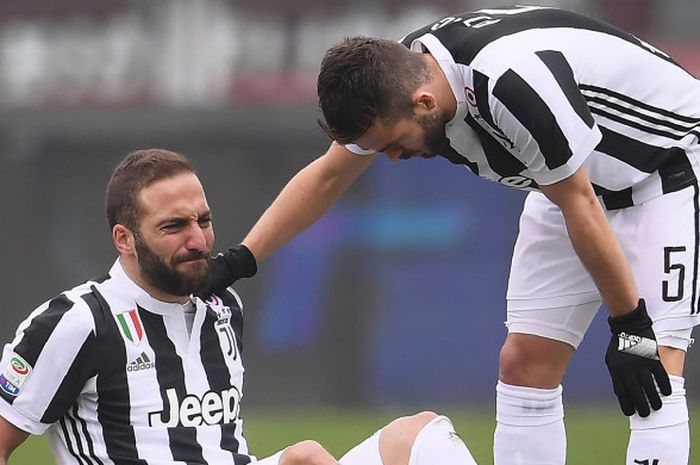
605, 299, 671, 417
196, 244, 257, 299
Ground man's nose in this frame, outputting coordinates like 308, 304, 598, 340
185, 224, 208, 250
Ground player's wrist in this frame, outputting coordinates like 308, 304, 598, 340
222, 244, 258, 280
607, 299, 653, 335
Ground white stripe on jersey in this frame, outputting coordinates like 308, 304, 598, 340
15, 291, 95, 426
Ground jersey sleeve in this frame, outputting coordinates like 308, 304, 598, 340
479, 50, 602, 185
0, 291, 98, 434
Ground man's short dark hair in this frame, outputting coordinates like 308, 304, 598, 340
105, 148, 195, 231
317, 36, 431, 144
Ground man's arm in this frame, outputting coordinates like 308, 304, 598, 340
540, 166, 671, 417
198, 142, 375, 299
0, 416, 29, 465
539, 166, 638, 316
242, 142, 377, 261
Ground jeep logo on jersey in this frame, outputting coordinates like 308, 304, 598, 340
148, 386, 241, 427
0, 353, 32, 397
116, 309, 145, 345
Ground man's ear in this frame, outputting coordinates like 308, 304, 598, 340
413, 89, 437, 112
113, 224, 136, 256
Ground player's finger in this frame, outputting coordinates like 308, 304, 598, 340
652, 363, 672, 396
626, 372, 650, 417
639, 371, 662, 412
613, 376, 635, 416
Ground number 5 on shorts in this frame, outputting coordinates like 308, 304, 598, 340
662, 246, 686, 302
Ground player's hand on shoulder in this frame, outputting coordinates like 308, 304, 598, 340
195, 244, 257, 300
604, 299, 672, 417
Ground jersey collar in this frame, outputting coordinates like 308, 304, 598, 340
408, 33, 469, 126
109, 259, 196, 316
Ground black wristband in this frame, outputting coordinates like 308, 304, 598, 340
221, 244, 257, 280
607, 298, 652, 334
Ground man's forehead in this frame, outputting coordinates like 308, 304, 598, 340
138, 173, 209, 217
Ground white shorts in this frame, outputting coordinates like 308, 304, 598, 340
506, 186, 700, 350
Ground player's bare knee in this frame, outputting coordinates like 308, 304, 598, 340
499, 340, 527, 385
499, 335, 572, 387
384, 411, 437, 434
280, 440, 336, 465
379, 411, 437, 465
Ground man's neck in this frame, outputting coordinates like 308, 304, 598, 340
119, 256, 190, 304
423, 53, 458, 119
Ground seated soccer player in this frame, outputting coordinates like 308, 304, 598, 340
0, 148, 477, 465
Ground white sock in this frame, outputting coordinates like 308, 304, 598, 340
338, 430, 382, 465
338, 415, 478, 465
627, 375, 689, 465
494, 381, 566, 465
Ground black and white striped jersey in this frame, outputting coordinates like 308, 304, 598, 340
349, 6, 700, 209
0, 260, 253, 465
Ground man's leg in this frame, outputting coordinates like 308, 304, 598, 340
502, 192, 603, 465
626, 344, 690, 465
494, 333, 577, 465
339, 411, 478, 465
606, 186, 698, 465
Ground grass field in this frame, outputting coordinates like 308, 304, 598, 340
9, 406, 698, 464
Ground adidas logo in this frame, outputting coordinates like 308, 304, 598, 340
617, 332, 642, 351
127, 352, 155, 372
616, 332, 659, 360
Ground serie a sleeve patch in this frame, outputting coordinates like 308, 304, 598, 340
0, 352, 33, 397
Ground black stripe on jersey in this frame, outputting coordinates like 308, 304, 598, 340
493, 69, 571, 170
220, 290, 245, 352
14, 294, 74, 367
73, 403, 105, 465
414, 8, 681, 70
59, 416, 86, 465
692, 183, 700, 315
580, 84, 700, 125
200, 307, 248, 464
63, 405, 102, 465
454, 8, 681, 68
141, 308, 205, 464
581, 85, 700, 141
535, 50, 595, 128
41, 335, 97, 423
585, 95, 698, 134
658, 150, 697, 194
89, 288, 147, 465
588, 106, 698, 141
473, 70, 496, 129
593, 184, 634, 210
466, 114, 532, 179
438, 144, 480, 174
596, 127, 696, 194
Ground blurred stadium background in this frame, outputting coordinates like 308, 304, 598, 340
0, 0, 698, 463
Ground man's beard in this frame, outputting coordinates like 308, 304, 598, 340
402, 111, 449, 159
134, 234, 210, 297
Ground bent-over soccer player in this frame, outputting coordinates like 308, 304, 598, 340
0, 149, 478, 465
208, 6, 700, 465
